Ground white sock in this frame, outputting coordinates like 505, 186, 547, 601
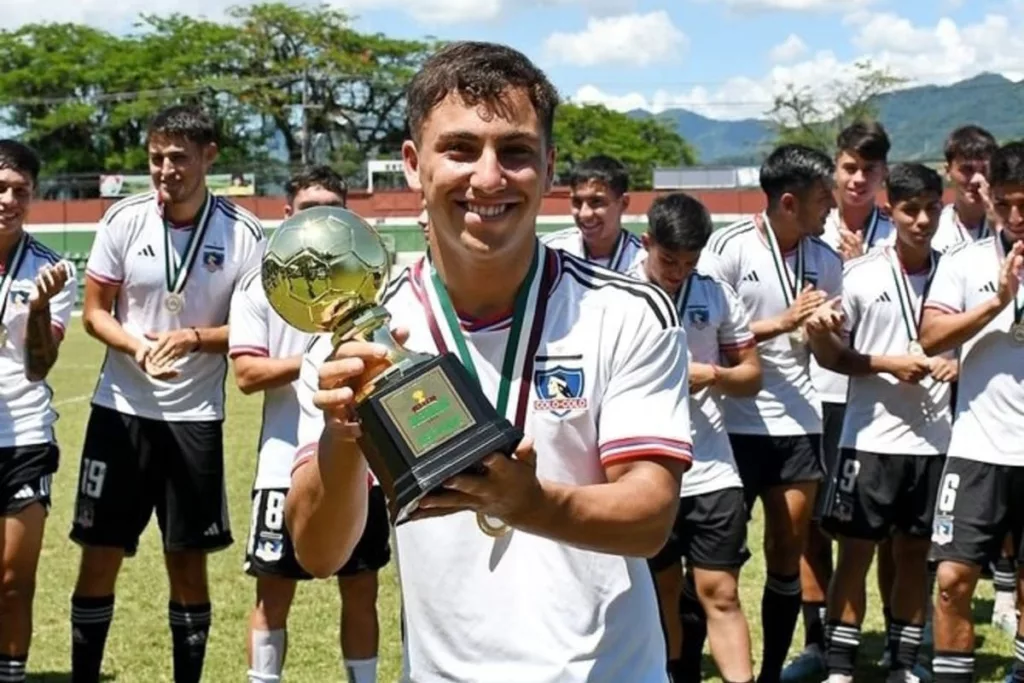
344, 657, 378, 683
994, 588, 1018, 614
249, 629, 286, 682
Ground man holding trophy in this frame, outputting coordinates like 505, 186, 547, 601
265, 41, 694, 682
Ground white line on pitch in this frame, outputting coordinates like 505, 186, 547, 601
53, 394, 90, 408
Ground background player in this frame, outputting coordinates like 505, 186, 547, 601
807, 163, 954, 683
0, 140, 77, 683
541, 154, 643, 272
629, 192, 761, 683
919, 141, 1024, 683
788, 120, 896, 682
285, 40, 693, 683
931, 125, 998, 254
700, 144, 842, 683
69, 105, 264, 683
230, 166, 389, 683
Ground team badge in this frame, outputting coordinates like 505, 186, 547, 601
533, 366, 588, 417
932, 514, 954, 546
255, 537, 284, 563
75, 501, 95, 529
203, 247, 225, 272
688, 307, 710, 329
9, 287, 30, 307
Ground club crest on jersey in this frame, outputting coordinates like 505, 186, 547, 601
688, 307, 710, 329
9, 286, 31, 307
203, 246, 225, 272
533, 366, 588, 416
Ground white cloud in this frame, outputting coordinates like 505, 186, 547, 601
534, 0, 637, 15
574, 10, 1024, 120
708, 0, 875, 11
769, 34, 808, 63
544, 11, 686, 66
331, 0, 502, 24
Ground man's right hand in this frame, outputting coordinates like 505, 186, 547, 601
782, 284, 828, 332
997, 240, 1024, 307
887, 355, 932, 383
135, 346, 179, 380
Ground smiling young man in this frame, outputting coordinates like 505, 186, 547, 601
919, 141, 1024, 683
541, 154, 643, 273
69, 105, 265, 683
699, 143, 842, 683
283, 41, 693, 683
931, 126, 998, 254
231, 166, 389, 683
628, 192, 761, 683
806, 163, 955, 683
0, 140, 77, 683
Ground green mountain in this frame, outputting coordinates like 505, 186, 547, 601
634, 73, 1024, 164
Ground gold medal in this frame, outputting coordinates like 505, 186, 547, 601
476, 512, 510, 538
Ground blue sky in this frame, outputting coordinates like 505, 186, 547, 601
5, 0, 1024, 121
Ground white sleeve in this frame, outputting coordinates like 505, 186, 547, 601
717, 281, 754, 351
697, 248, 738, 289
85, 212, 126, 285
228, 267, 270, 358
48, 260, 78, 341
598, 301, 693, 469
839, 274, 859, 343
924, 252, 965, 315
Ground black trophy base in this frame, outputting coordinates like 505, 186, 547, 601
356, 352, 523, 526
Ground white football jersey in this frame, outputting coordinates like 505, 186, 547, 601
298, 243, 690, 683
837, 248, 951, 455
930, 204, 991, 254
924, 235, 1024, 466
627, 259, 747, 497
699, 214, 843, 436
228, 250, 315, 491
815, 207, 895, 404
541, 227, 644, 273
0, 234, 77, 448
86, 191, 265, 421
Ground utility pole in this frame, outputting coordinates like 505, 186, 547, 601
301, 68, 310, 166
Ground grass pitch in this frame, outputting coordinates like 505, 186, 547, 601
24, 325, 1015, 681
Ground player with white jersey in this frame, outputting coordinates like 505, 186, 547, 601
807, 163, 955, 683
0, 140, 77, 683
285, 41, 693, 683
919, 141, 1024, 683
699, 143, 842, 683
231, 167, 390, 683
789, 121, 896, 681
931, 126, 998, 254
68, 106, 264, 683
541, 154, 644, 273
628, 192, 761, 683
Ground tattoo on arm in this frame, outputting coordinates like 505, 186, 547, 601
25, 305, 58, 380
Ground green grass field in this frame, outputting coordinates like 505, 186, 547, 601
25, 325, 1015, 682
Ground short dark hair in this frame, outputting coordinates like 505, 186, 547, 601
836, 120, 890, 163
0, 140, 41, 186
285, 165, 348, 206
944, 125, 997, 163
568, 154, 629, 197
405, 41, 560, 146
988, 141, 1024, 188
147, 104, 217, 147
646, 192, 714, 252
886, 163, 943, 205
760, 144, 835, 208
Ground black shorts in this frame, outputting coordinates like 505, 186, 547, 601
930, 457, 1024, 568
69, 405, 232, 557
813, 402, 846, 522
649, 487, 750, 573
0, 443, 58, 516
729, 433, 823, 512
245, 485, 391, 580
821, 449, 945, 541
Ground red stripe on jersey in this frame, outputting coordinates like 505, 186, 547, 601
52, 323, 66, 342
599, 436, 693, 467
85, 270, 122, 286
229, 346, 269, 358
923, 301, 960, 315
601, 446, 693, 469
720, 337, 756, 351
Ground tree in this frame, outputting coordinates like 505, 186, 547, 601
767, 60, 907, 153
553, 103, 697, 189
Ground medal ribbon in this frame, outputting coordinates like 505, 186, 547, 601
163, 193, 214, 296
759, 213, 804, 307
0, 234, 29, 324
955, 210, 988, 244
674, 272, 693, 316
584, 230, 628, 271
863, 206, 880, 247
888, 247, 938, 343
422, 243, 547, 426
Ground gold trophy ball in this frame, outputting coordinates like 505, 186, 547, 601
261, 206, 391, 334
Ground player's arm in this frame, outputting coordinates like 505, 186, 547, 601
706, 282, 761, 397
748, 283, 827, 342
24, 261, 77, 381
227, 264, 301, 394
232, 354, 303, 395
190, 325, 230, 354
82, 277, 146, 357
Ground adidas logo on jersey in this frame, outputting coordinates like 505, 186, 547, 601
875, 292, 892, 304
741, 271, 760, 282
137, 245, 156, 258
979, 281, 997, 293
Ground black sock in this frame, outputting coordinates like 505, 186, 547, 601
168, 601, 211, 683
667, 658, 684, 683
0, 654, 26, 683
888, 620, 923, 671
802, 601, 827, 651
758, 572, 802, 683
882, 605, 893, 635
1012, 636, 1024, 683
71, 594, 114, 683
932, 651, 974, 683
678, 572, 706, 683
994, 556, 1017, 594
825, 620, 860, 675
